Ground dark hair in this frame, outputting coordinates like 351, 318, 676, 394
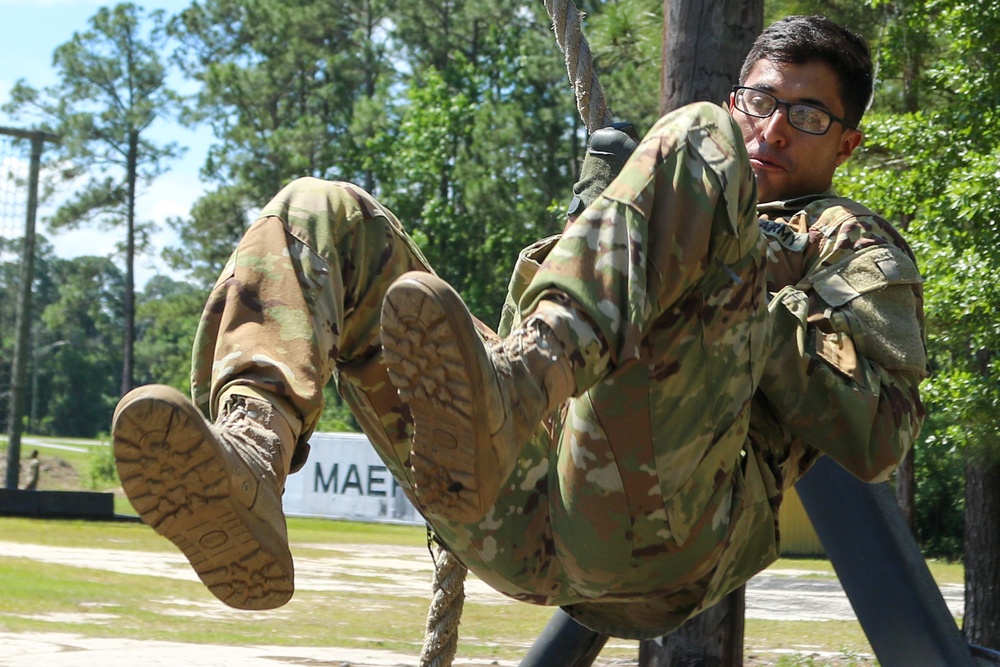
739, 15, 873, 128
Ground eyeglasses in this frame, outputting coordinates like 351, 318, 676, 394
731, 86, 854, 135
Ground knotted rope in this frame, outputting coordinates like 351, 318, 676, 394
417, 4, 609, 665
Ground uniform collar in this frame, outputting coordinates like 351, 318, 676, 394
757, 188, 838, 217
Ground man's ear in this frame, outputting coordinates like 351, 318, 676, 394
835, 128, 864, 167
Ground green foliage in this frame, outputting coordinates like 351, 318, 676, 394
167, 0, 581, 324
2, 2, 184, 393
2, 3, 182, 233
315, 383, 361, 433
133, 276, 204, 392
38, 256, 125, 437
85, 442, 120, 490
166, 0, 401, 281
835, 0, 1000, 565
577, 0, 664, 131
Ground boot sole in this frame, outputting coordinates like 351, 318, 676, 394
112, 385, 293, 610
381, 272, 499, 523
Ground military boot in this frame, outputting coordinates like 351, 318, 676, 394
112, 384, 297, 610
380, 271, 577, 523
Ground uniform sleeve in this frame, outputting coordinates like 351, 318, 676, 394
756, 211, 929, 483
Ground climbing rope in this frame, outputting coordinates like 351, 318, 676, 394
543, 0, 614, 131
417, 4, 609, 665
418, 540, 468, 667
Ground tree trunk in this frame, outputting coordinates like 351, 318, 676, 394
963, 456, 1000, 649
122, 129, 138, 396
639, 1, 762, 664
639, 586, 746, 667
895, 450, 915, 532
660, 0, 763, 113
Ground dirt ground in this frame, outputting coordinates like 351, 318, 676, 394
1, 449, 82, 491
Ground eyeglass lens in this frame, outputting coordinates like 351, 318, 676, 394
735, 88, 832, 135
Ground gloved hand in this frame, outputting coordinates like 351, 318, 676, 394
566, 122, 639, 217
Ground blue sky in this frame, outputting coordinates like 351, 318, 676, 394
0, 0, 213, 287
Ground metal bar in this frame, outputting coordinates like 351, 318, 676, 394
519, 609, 608, 667
796, 456, 977, 667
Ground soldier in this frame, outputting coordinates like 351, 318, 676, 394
23, 450, 40, 491
112, 15, 927, 638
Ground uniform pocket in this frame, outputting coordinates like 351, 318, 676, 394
805, 245, 927, 377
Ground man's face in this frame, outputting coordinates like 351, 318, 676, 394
730, 58, 863, 203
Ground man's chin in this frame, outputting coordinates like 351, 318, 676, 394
752, 174, 780, 203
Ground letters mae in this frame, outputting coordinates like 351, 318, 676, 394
312, 461, 406, 497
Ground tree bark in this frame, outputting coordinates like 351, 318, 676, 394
963, 456, 1000, 649
660, 0, 763, 113
121, 128, 138, 396
639, 586, 746, 667
640, 1, 762, 664
895, 450, 915, 532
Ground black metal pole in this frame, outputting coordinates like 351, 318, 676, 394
796, 456, 977, 667
519, 609, 609, 667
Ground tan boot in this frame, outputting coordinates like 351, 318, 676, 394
112, 384, 297, 610
380, 271, 575, 523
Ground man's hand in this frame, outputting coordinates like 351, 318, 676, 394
566, 122, 640, 218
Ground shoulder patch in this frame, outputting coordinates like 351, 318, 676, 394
759, 218, 809, 252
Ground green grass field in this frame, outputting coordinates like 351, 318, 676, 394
0, 438, 967, 665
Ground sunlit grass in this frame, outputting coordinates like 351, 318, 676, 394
0, 516, 626, 661
0, 438, 968, 666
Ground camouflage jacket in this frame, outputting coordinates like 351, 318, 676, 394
514, 190, 929, 638
748, 191, 928, 548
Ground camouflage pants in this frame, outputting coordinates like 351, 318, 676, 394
191, 102, 770, 638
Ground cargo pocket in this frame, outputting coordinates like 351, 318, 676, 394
805, 245, 928, 377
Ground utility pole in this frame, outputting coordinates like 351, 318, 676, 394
3, 126, 58, 490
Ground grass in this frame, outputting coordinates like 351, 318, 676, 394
0, 438, 969, 665
0, 515, 937, 665
0, 516, 575, 662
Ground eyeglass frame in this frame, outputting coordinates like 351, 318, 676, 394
730, 85, 856, 136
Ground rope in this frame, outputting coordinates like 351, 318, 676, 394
417, 6, 610, 665
418, 540, 468, 667
543, 0, 614, 132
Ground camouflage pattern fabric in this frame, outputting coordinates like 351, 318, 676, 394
189, 101, 926, 640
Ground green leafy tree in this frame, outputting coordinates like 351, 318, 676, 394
168, 0, 580, 323
0, 236, 61, 434
376, 1, 579, 321
166, 0, 399, 284
584, 0, 663, 131
133, 276, 205, 392
37, 256, 125, 437
839, 0, 1000, 648
2, 3, 182, 395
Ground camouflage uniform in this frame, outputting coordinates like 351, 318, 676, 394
190, 102, 927, 639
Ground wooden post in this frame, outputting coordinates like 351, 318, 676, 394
639, 587, 746, 667
660, 0, 763, 114
2, 127, 58, 490
641, 1, 761, 664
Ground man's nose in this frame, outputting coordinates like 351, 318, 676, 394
760, 107, 792, 144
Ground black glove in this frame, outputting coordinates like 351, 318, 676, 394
566, 122, 639, 217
